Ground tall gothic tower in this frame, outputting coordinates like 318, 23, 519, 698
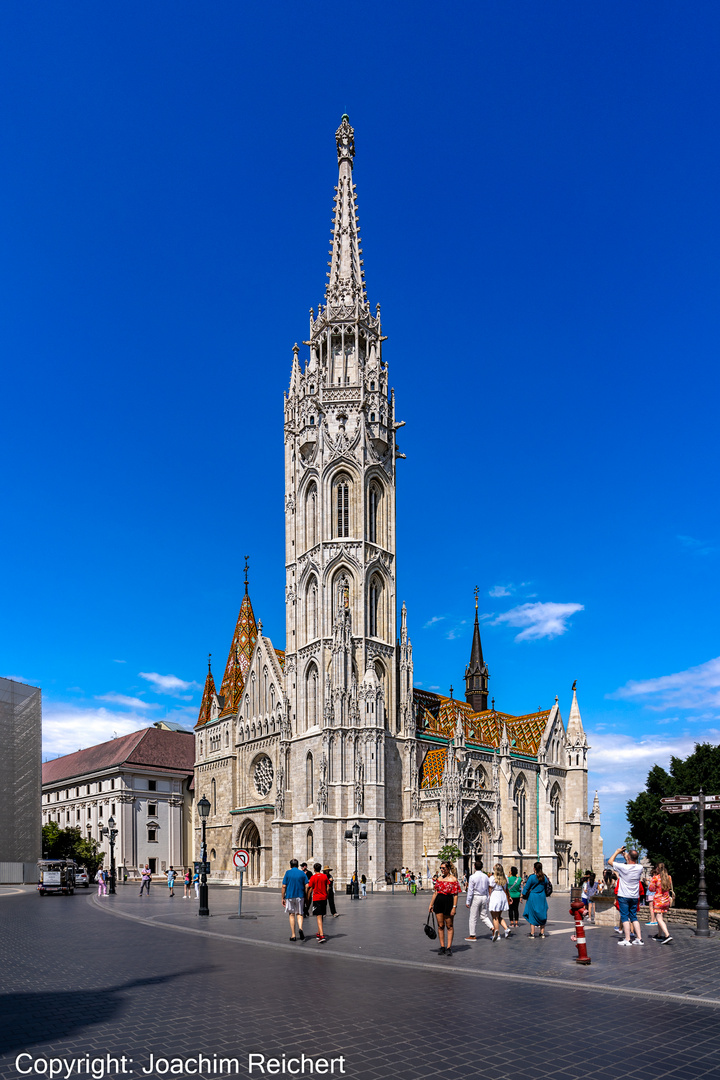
281, 115, 415, 875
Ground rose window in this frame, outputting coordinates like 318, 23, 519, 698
254, 755, 274, 798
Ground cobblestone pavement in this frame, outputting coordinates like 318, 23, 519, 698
1, 886, 720, 1080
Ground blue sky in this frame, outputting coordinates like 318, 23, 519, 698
2, 3, 719, 852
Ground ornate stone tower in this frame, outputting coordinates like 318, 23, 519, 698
281, 115, 412, 877
564, 681, 592, 871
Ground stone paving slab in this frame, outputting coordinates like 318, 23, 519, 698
3, 889, 720, 1080
96, 884, 720, 1005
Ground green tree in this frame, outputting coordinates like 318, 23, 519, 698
626, 742, 720, 909
41, 824, 105, 878
437, 843, 462, 868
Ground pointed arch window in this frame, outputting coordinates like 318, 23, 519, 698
306, 663, 318, 729
306, 576, 318, 641
514, 779, 526, 850
211, 778, 217, 816
334, 474, 350, 538
306, 753, 314, 806
368, 483, 380, 544
369, 576, 382, 638
306, 482, 317, 550
306, 828, 314, 861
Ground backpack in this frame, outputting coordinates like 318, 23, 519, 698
544, 877, 553, 897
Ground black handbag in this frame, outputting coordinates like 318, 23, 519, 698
424, 911, 438, 939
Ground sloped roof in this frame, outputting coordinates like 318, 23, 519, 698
414, 688, 550, 756
218, 589, 258, 718
420, 746, 447, 789
42, 728, 194, 786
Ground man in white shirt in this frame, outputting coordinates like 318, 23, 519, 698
608, 846, 645, 946
465, 859, 494, 940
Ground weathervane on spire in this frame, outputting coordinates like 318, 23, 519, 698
207, 653, 212, 673
474, 585, 479, 610
244, 555, 249, 592
572, 679, 577, 692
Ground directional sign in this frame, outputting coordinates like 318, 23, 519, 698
660, 796, 696, 804
703, 795, 720, 803
233, 848, 250, 869
663, 805, 695, 813
705, 803, 720, 810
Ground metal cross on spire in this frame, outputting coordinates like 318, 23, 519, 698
243, 555, 249, 592
474, 585, 479, 610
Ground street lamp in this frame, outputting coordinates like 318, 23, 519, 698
572, 850, 579, 884
107, 815, 118, 894
197, 795, 211, 917
344, 822, 368, 900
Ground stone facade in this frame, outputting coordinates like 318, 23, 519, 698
193, 116, 602, 888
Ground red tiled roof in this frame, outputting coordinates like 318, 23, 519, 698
42, 727, 194, 786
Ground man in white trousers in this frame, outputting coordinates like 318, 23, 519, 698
465, 858, 494, 940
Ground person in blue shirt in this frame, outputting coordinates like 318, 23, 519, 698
281, 859, 308, 941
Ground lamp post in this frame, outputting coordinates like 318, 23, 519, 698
572, 850, 579, 885
197, 795, 211, 917
107, 815, 118, 894
344, 822, 368, 900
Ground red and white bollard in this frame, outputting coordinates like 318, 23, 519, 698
569, 898, 591, 965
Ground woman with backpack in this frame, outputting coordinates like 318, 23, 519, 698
522, 861, 551, 938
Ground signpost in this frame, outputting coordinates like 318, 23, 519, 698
660, 790, 716, 937
229, 849, 250, 919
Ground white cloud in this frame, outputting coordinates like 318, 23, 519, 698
42, 704, 149, 759
423, 616, 445, 629
492, 601, 584, 642
677, 534, 715, 557
139, 671, 200, 698
610, 656, 720, 712
112, 659, 127, 664
42, 700, 199, 759
96, 693, 161, 710
446, 621, 467, 641
489, 585, 512, 598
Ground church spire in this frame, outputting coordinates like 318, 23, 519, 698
195, 654, 217, 729
465, 587, 489, 712
566, 680, 586, 744
218, 576, 258, 717
325, 115, 367, 308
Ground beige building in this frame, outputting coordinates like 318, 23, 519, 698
42, 727, 195, 877
193, 115, 602, 888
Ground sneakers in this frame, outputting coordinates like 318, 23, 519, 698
464, 936, 477, 942
614, 927, 623, 935
504, 930, 512, 938
445, 948, 453, 956
659, 935, 673, 944
317, 936, 327, 944
491, 931, 499, 942
438, 946, 446, 954
646, 921, 658, 926
618, 940, 633, 947
632, 938, 645, 946
652, 933, 662, 940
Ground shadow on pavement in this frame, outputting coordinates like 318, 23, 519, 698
0, 970, 213, 1056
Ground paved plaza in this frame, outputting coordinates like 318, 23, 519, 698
1, 884, 720, 1080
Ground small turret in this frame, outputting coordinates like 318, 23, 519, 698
465, 587, 489, 712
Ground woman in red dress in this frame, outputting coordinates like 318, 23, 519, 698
428, 861, 462, 956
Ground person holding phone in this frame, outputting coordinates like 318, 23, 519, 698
608, 846, 644, 946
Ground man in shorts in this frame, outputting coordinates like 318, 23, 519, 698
608, 846, 644, 946
306, 862, 329, 943
281, 858, 308, 941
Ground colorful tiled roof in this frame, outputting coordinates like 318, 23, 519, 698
420, 746, 447, 789
218, 588, 258, 718
274, 649, 286, 672
415, 689, 549, 756
42, 728, 195, 786
195, 664, 217, 729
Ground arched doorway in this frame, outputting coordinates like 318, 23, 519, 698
238, 821, 262, 884
459, 810, 486, 881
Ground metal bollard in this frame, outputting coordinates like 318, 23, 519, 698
569, 898, 591, 964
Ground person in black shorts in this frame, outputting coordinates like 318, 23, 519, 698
305, 862, 329, 943
428, 861, 462, 956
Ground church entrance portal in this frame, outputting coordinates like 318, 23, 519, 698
460, 811, 486, 881
238, 821, 262, 884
